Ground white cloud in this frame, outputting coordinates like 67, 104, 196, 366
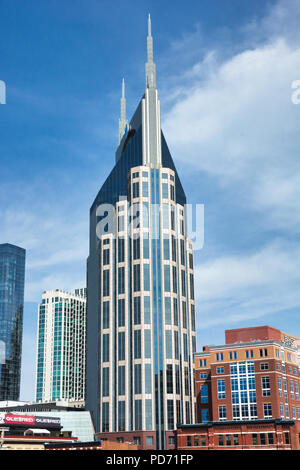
162, 0, 300, 231
195, 240, 300, 328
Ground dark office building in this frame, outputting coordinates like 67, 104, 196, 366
0, 243, 26, 400
86, 17, 196, 449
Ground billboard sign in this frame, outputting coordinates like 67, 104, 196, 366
3, 414, 61, 428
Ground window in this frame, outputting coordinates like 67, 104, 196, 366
218, 435, 224, 446
180, 239, 185, 266
142, 181, 148, 197
102, 301, 110, 329
181, 270, 186, 296
134, 296, 141, 325
102, 367, 109, 396
103, 270, 110, 297
170, 185, 175, 201
217, 380, 226, 399
219, 406, 227, 421
134, 400, 142, 430
233, 434, 239, 446
186, 436, 192, 447
201, 384, 208, 404
146, 436, 153, 446
144, 296, 151, 324
118, 332, 125, 361
118, 298, 125, 327
263, 403, 272, 419
134, 364, 142, 394
118, 215, 124, 232
102, 403, 109, 432
118, 401, 125, 431
201, 409, 209, 423
118, 366, 125, 395
261, 376, 271, 396
200, 435, 206, 447
103, 249, 110, 265
193, 436, 199, 447
133, 264, 140, 292
284, 433, 290, 445
173, 298, 178, 325
118, 266, 125, 294
225, 435, 231, 446
118, 238, 125, 262
132, 181, 139, 198
133, 238, 140, 260
182, 301, 187, 329
164, 265, 170, 292
166, 331, 173, 359
167, 400, 174, 430
216, 367, 225, 374
134, 330, 141, 359
268, 433, 274, 445
102, 334, 109, 362
260, 433, 266, 445
278, 376, 283, 397
163, 238, 170, 260
290, 380, 295, 399
252, 434, 258, 445
172, 266, 177, 293
200, 372, 207, 379
260, 363, 269, 370
259, 348, 268, 357
166, 364, 173, 394
164, 297, 171, 325
162, 183, 168, 199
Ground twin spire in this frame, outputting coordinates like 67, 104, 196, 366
118, 78, 127, 144
118, 14, 157, 144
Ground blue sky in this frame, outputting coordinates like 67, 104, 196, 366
0, 0, 299, 400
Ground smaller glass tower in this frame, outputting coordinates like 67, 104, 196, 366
35, 289, 86, 404
0, 243, 26, 400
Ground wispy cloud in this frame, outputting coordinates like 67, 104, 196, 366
195, 240, 300, 328
162, 0, 300, 232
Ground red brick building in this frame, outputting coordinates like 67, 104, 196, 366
179, 326, 300, 450
177, 419, 297, 450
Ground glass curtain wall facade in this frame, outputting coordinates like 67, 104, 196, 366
35, 289, 86, 403
0, 243, 26, 400
86, 18, 196, 449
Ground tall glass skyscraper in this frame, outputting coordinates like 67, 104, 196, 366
0, 243, 26, 400
86, 17, 196, 449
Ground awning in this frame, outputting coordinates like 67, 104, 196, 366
24, 428, 51, 435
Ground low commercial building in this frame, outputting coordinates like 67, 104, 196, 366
45, 440, 138, 451
0, 401, 95, 442
0, 411, 77, 450
177, 419, 297, 450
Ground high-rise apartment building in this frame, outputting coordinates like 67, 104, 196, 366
35, 289, 86, 404
86, 17, 196, 449
0, 243, 26, 400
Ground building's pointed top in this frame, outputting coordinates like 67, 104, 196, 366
148, 13, 151, 37
122, 77, 125, 98
145, 14, 156, 88
118, 78, 127, 143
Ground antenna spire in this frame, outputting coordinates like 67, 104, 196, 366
145, 14, 156, 88
118, 78, 128, 143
